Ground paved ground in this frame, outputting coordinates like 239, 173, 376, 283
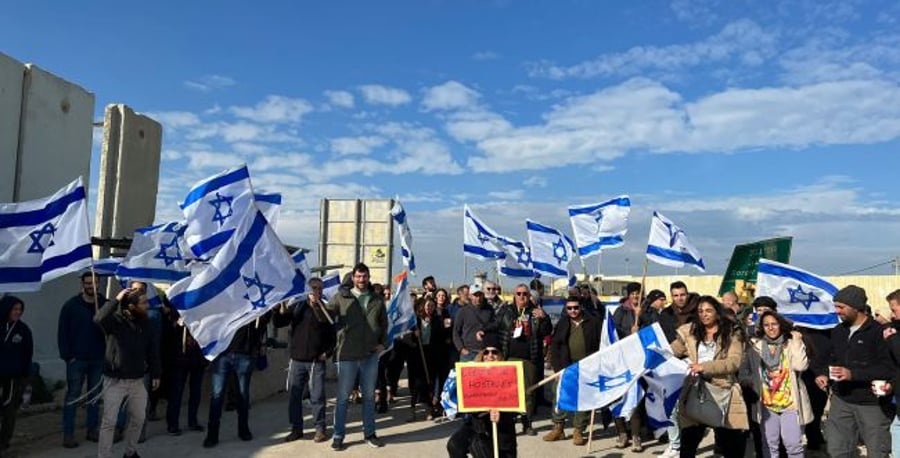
5, 386, 719, 458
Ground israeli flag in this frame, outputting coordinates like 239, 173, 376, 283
527, 220, 577, 278
0, 177, 92, 292
321, 272, 341, 301
756, 259, 839, 329
568, 196, 631, 258
383, 271, 417, 354
390, 200, 416, 275
600, 307, 618, 348
463, 205, 506, 261
115, 278, 163, 309
440, 368, 458, 420
646, 211, 705, 272
180, 165, 281, 259
290, 249, 313, 282
93, 257, 123, 276
556, 323, 671, 412
253, 191, 283, 228
497, 238, 534, 278
116, 221, 192, 283
644, 356, 689, 438
167, 207, 306, 360
610, 380, 644, 421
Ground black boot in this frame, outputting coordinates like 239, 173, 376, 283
521, 416, 536, 436
203, 423, 219, 448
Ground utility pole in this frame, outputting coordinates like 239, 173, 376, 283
895, 256, 900, 275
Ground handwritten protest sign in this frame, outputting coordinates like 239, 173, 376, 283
455, 361, 526, 413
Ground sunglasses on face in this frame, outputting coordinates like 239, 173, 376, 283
515, 292, 529, 297
485, 288, 497, 291
483, 348, 500, 355
566, 306, 581, 311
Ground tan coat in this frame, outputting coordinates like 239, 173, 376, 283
671, 323, 749, 430
744, 331, 813, 425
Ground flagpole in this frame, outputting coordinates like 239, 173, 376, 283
586, 409, 596, 451
492, 421, 499, 458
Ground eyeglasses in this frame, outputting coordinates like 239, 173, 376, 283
483, 349, 500, 355
566, 306, 581, 311
515, 292, 529, 297
485, 288, 498, 291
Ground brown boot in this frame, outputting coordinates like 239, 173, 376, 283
631, 436, 643, 453
572, 429, 587, 446
542, 422, 565, 442
615, 433, 629, 448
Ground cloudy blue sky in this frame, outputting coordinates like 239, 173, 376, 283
4, 0, 900, 283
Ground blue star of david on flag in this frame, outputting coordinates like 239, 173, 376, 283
552, 238, 569, 265
243, 272, 275, 310
661, 220, 684, 249
154, 235, 183, 267
515, 246, 532, 266
209, 192, 234, 227
27, 222, 57, 253
587, 369, 633, 392
787, 284, 820, 310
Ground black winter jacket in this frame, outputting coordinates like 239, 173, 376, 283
0, 296, 33, 378
816, 317, 893, 406
273, 300, 336, 362
549, 314, 603, 372
95, 299, 161, 380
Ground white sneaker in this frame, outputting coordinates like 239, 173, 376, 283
660, 446, 679, 458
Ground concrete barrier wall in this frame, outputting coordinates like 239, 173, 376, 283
7, 63, 96, 382
0, 52, 23, 202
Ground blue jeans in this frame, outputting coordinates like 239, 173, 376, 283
62, 359, 104, 435
288, 360, 327, 432
333, 353, 378, 439
208, 353, 254, 431
891, 415, 900, 458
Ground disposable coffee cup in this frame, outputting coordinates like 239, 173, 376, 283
872, 380, 889, 396
443, 318, 452, 328
829, 366, 839, 381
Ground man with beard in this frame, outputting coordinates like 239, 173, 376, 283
483, 281, 503, 310
95, 287, 161, 458
58, 272, 107, 448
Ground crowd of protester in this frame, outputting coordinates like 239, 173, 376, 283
2, 266, 900, 458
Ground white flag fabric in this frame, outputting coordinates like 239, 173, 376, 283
600, 307, 618, 349
756, 258, 839, 329
646, 211, 705, 272
556, 323, 672, 412
0, 177, 92, 292
463, 205, 507, 261
253, 191, 282, 228
497, 238, 535, 278
167, 208, 306, 360
527, 219, 577, 278
390, 200, 416, 275
180, 165, 281, 259
383, 271, 417, 354
568, 196, 631, 258
321, 272, 341, 301
291, 249, 313, 282
644, 356, 690, 438
440, 368, 459, 420
116, 221, 192, 283
610, 379, 644, 421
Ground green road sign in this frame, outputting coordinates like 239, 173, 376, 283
719, 237, 792, 296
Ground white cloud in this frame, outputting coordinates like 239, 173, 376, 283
523, 176, 548, 188
358, 85, 412, 106
527, 19, 777, 79
488, 189, 524, 200
458, 77, 900, 172
324, 90, 355, 109
778, 32, 900, 85
330, 136, 387, 155
145, 111, 201, 130
229, 95, 314, 123
422, 81, 481, 111
183, 75, 236, 92
472, 51, 500, 61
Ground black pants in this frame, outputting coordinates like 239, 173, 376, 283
166, 365, 204, 430
681, 425, 746, 458
447, 422, 516, 458
386, 345, 407, 396
0, 377, 25, 448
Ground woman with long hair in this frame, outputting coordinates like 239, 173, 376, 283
446, 333, 517, 458
744, 311, 811, 458
671, 295, 748, 458
420, 298, 451, 420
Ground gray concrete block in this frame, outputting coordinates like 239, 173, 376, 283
0, 52, 23, 202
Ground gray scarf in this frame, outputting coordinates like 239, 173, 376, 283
760, 334, 786, 369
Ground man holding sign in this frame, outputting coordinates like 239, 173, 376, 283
447, 333, 520, 458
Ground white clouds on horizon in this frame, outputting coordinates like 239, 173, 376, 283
324, 90, 355, 109
229, 95, 314, 123
422, 81, 481, 111
330, 136, 387, 155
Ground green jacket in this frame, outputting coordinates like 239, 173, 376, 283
327, 285, 387, 361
